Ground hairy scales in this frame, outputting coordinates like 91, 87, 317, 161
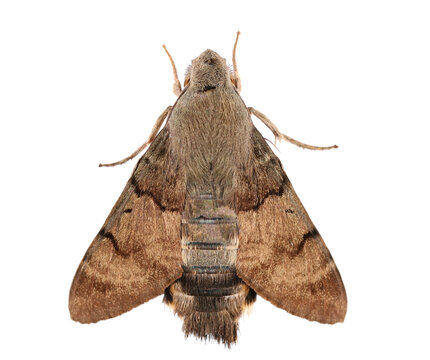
163, 80, 256, 345
168, 78, 253, 203
69, 44, 346, 346
164, 195, 254, 345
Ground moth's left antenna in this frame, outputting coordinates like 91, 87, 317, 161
163, 45, 182, 96
232, 31, 242, 92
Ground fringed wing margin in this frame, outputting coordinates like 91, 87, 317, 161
235, 127, 347, 324
69, 128, 186, 323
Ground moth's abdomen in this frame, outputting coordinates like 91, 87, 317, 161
165, 272, 254, 345
164, 197, 256, 346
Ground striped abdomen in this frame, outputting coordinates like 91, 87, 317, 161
164, 196, 256, 345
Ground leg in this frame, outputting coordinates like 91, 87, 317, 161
163, 45, 182, 96
232, 31, 242, 92
99, 106, 172, 167
249, 107, 338, 150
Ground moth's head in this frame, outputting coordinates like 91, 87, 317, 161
184, 49, 235, 91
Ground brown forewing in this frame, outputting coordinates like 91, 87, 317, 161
236, 127, 347, 324
69, 128, 185, 323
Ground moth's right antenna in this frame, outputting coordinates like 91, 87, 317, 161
163, 45, 182, 96
232, 31, 242, 92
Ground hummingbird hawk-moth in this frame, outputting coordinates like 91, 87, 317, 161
69, 32, 347, 346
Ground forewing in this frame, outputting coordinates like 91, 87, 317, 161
69, 128, 185, 323
236, 127, 347, 324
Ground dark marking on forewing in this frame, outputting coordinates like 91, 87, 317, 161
285, 209, 294, 214
236, 126, 292, 212
130, 175, 168, 211
98, 228, 128, 257
123, 208, 132, 213
250, 174, 290, 211
303, 228, 320, 241
310, 280, 325, 295
289, 228, 320, 258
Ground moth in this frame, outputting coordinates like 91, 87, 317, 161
69, 32, 347, 346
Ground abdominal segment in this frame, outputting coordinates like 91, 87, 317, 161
163, 196, 256, 346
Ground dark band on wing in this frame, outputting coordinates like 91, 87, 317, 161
130, 175, 168, 211
289, 228, 320, 258
98, 228, 128, 257
251, 173, 290, 211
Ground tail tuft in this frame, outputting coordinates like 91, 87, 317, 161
183, 310, 238, 347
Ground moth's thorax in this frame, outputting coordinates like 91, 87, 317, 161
188, 49, 232, 91
168, 84, 252, 200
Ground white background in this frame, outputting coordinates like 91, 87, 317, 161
1, 1, 429, 359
